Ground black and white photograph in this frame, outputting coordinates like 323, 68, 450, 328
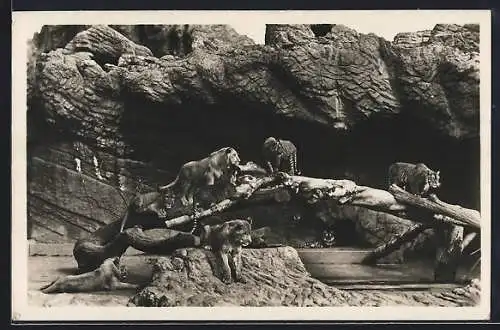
12, 10, 491, 321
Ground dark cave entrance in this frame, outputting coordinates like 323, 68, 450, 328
120, 95, 480, 211
119, 95, 480, 249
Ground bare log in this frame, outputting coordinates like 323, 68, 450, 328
164, 176, 277, 228
240, 185, 292, 204
428, 193, 481, 221
125, 227, 201, 254
281, 174, 360, 204
73, 230, 130, 273
362, 223, 433, 265
72, 223, 199, 272
281, 175, 407, 212
348, 186, 407, 211
389, 184, 480, 230
165, 200, 234, 229
236, 161, 268, 177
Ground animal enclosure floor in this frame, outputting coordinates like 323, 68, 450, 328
27, 253, 478, 307
297, 247, 477, 287
27, 256, 153, 307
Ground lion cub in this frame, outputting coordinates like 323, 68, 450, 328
200, 219, 253, 284
40, 257, 138, 294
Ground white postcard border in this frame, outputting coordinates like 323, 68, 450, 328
11, 9, 492, 321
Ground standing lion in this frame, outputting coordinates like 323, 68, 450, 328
158, 147, 241, 206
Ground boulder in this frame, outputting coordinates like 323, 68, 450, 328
129, 247, 479, 307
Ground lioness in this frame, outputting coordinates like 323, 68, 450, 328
200, 219, 253, 284
159, 147, 241, 206
40, 257, 138, 294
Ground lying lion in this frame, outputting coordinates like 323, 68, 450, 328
40, 257, 139, 294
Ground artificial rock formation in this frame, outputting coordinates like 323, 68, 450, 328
129, 247, 480, 307
27, 23, 480, 259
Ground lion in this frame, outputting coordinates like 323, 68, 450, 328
199, 218, 253, 284
40, 257, 138, 294
158, 147, 241, 206
119, 191, 168, 233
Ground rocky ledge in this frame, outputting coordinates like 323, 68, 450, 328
128, 247, 480, 307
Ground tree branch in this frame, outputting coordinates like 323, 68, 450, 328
389, 184, 480, 230
164, 176, 277, 228
362, 223, 433, 265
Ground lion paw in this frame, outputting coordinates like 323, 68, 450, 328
221, 275, 232, 284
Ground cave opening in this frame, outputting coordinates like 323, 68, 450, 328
120, 94, 480, 210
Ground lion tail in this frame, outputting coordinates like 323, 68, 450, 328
40, 278, 60, 294
158, 177, 178, 192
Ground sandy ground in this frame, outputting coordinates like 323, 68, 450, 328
28, 256, 153, 307
27, 255, 479, 307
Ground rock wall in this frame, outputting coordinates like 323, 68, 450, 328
27, 24, 480, 246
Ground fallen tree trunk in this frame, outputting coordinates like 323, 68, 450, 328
125, 227, 201, 254
348, 186, 407, 212
73, 230, 130, 273
389, 184, 480, 230
164, 175, 277, 228
241, 185, 292, 204
428, 194, 481, 222
73, 227, 201, 272
279, 174, 408, 212
73, 173, 481, 277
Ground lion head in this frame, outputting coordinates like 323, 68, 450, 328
199, 218, 253, 249
210, 147, 241, 169
224, 218, 253, 247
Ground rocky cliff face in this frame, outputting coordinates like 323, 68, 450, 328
27, 24, 480, 244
